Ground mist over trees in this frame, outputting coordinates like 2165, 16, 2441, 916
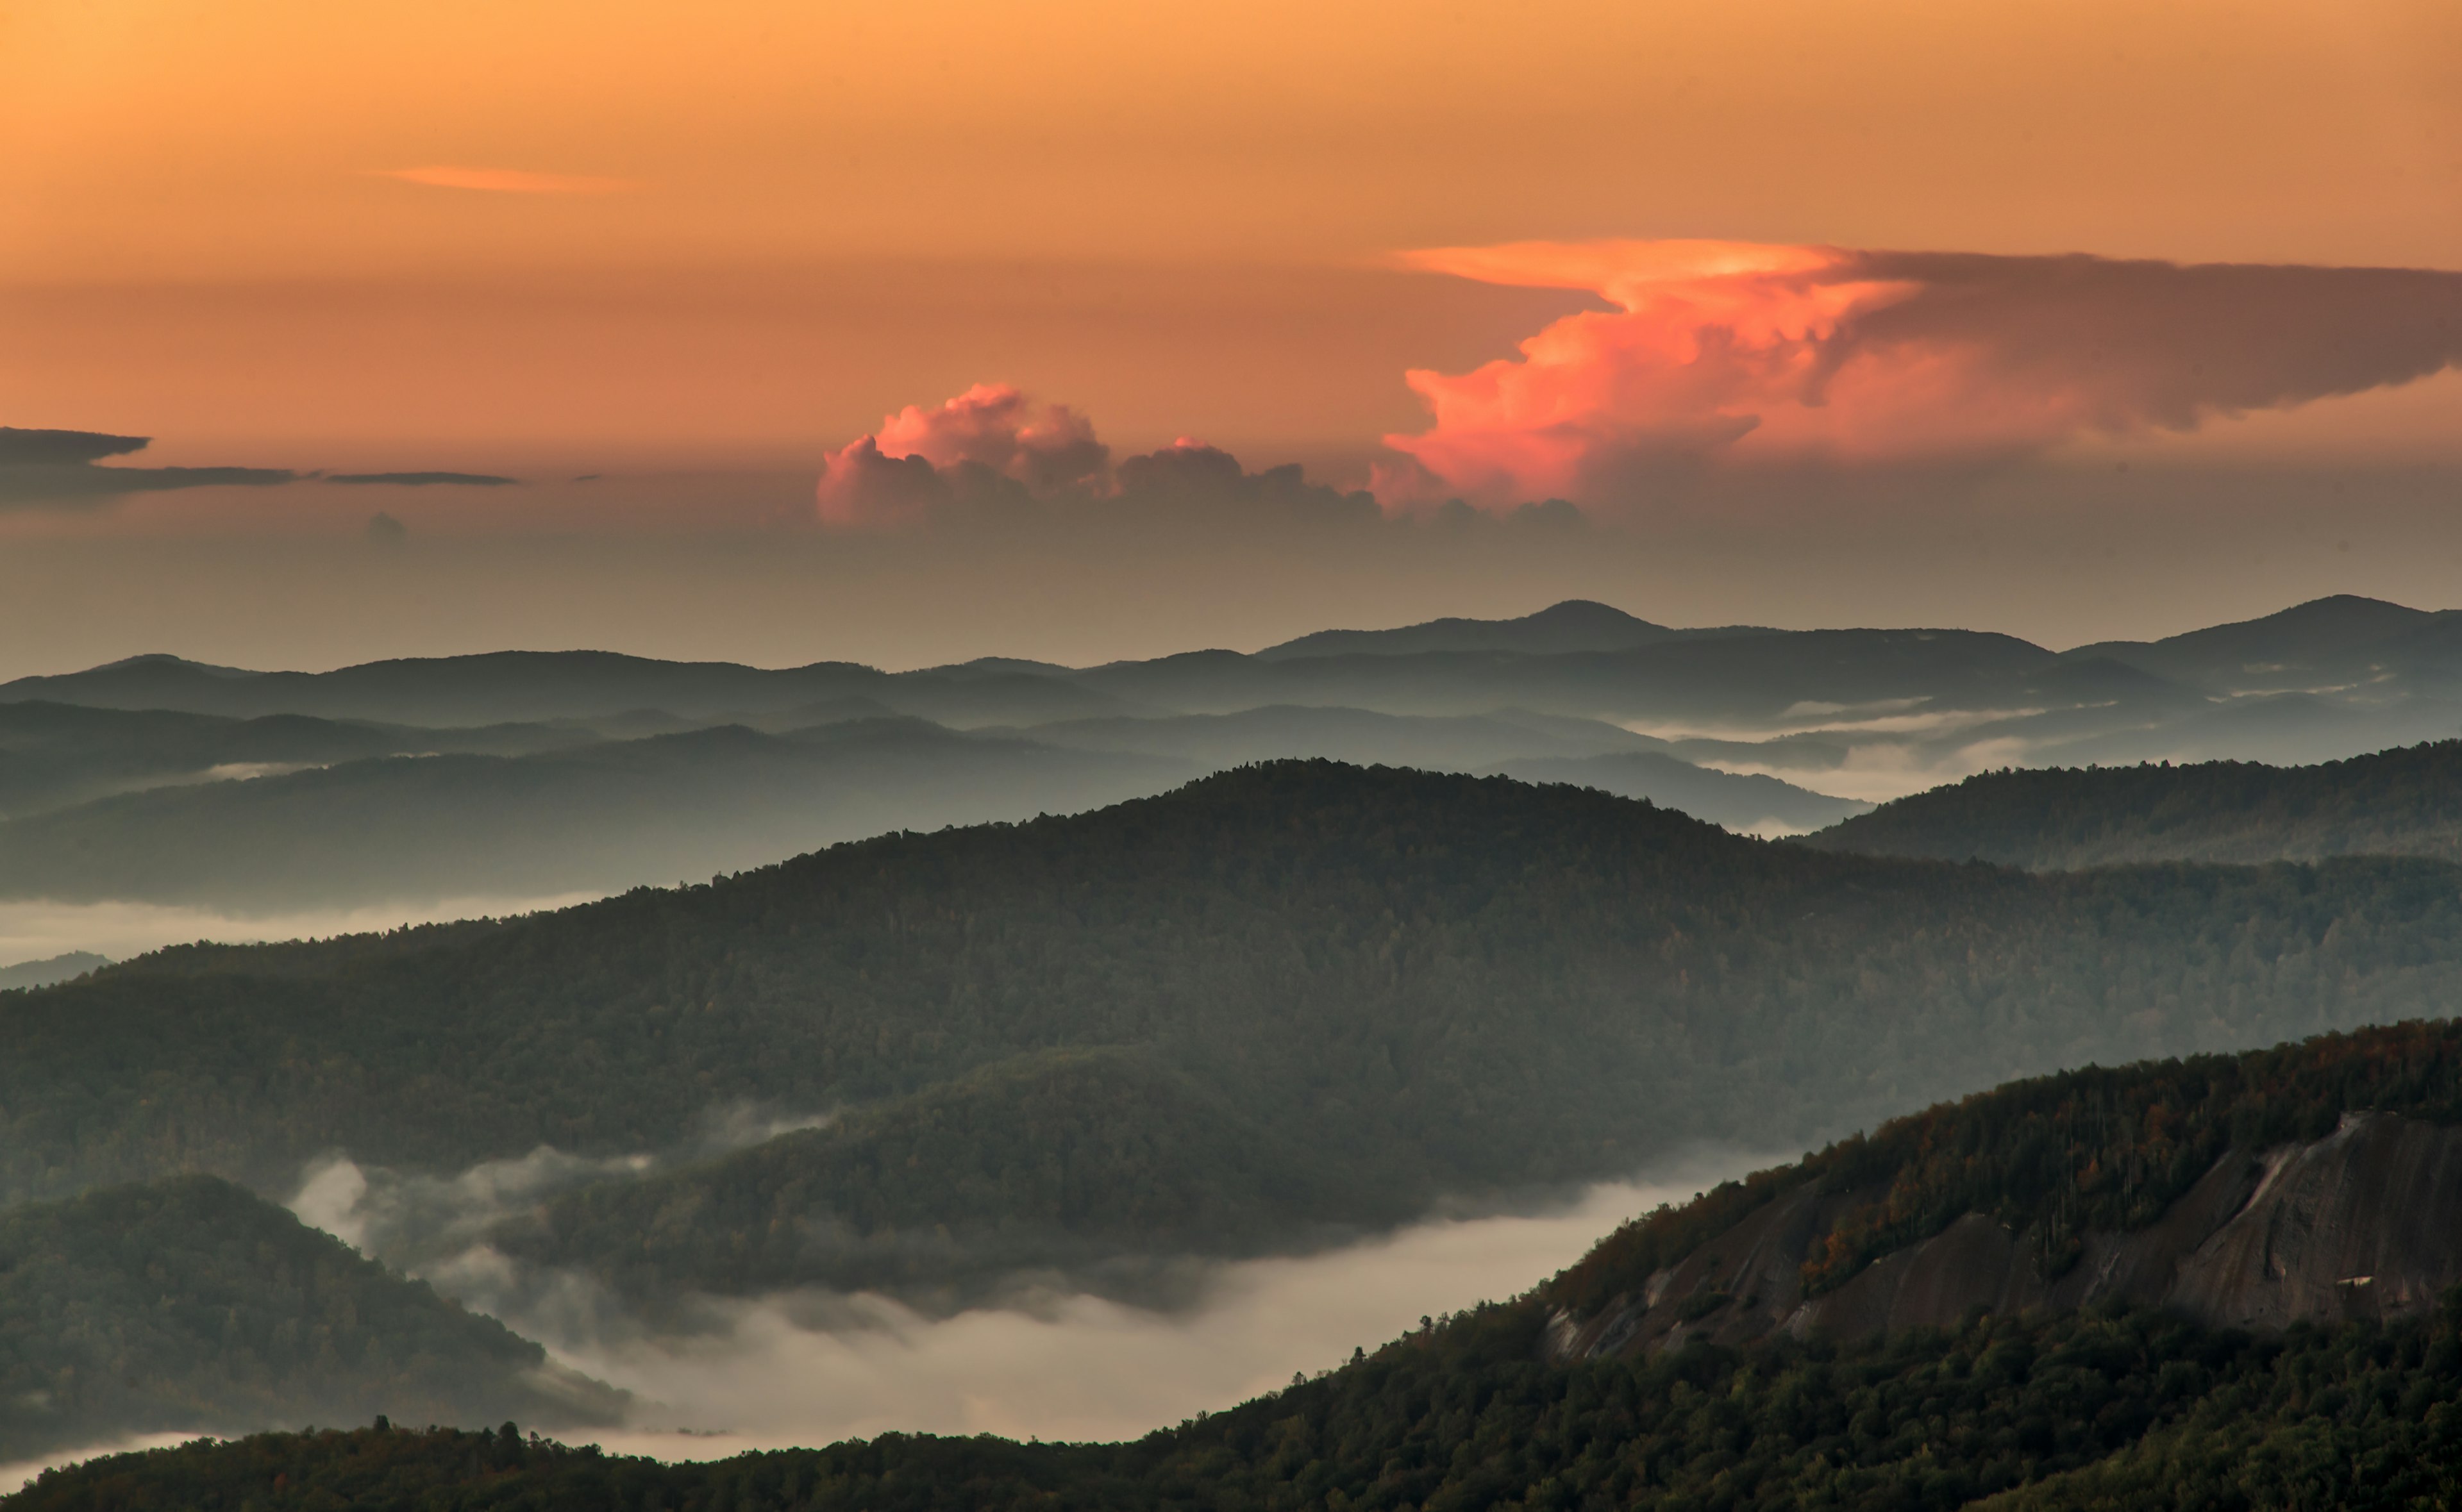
12, 763, 2462, 1309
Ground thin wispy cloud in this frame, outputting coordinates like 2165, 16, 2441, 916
376, 165, 637, 195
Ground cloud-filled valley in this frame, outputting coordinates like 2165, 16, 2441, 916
23, 0, 2462, 1500
15, 595, 2462, 1499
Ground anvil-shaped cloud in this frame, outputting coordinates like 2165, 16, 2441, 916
1375, 241, 2462, 510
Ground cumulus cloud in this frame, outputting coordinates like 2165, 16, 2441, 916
817, 384, 1105, 528
815, 386, 1380, 530
1379, 240, 2462, 510
871, 383, 1109, 490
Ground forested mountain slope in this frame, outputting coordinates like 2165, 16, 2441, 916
27, 1304, 2462, 1512
1807, 740, 2462, 869
1487, 750, 1868, 832
0, 1177, 622, 1463
1545, 1018, 2462, 1352
31, 1020, 2462, 1512
0, 953, 105, 992
13, 763, 2462, 1293
487, 1047, 1416, 1311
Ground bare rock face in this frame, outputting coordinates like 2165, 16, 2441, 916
1552, 1111, 2462, 1363
2168, 1112, 2462, 1329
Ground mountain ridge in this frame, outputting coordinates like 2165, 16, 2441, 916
1805, 739, 2462, 868
11, 762, 2462, 1304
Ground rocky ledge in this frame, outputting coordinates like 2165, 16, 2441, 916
1551, 1109, 2462, 1361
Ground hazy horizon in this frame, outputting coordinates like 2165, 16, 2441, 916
10, 1, 2462, 1497
3, 476, 2459, 683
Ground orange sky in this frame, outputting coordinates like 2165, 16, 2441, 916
4, 0, 2459, 465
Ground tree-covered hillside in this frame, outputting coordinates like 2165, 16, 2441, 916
12, 763, 2462, 1290
1807, 741, 2462, 870
0, 1177, 622, 1463
1548, 1017, 2462, 1321
489, 1047, 1412, 1310
20, 1293, 2462, 1509
26, 1021, 2462, 1509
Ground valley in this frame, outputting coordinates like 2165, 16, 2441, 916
11, 598, 2462, 1504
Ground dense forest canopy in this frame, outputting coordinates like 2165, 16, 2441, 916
1808, 741, 2462, 870
31, 1018, 2462, 1506
0, 1177, 621, 1463
21, 1291, 2462, 1509
11, 763, 2462, 1299
487, 1046, 1417, 1312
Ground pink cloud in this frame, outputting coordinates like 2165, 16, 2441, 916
816, 384, 1108, 528
1379, 240, 2462, 511
813, 387, 1383, 531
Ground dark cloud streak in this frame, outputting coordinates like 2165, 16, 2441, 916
328, 472, 522, 487
1838, 251, 2462, 429
0, 428, 152, 467
0, 429, 530, 508
0, 426, 296, 508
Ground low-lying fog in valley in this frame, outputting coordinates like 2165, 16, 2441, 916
554, 1167, 1752, 1453
4, 1150, 1764, 1492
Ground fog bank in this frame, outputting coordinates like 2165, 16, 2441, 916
532, 1154, 1766, 1454
8, 1131, 1767, 1485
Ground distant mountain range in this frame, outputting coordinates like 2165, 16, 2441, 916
4, 594, 2458, 911
16, 595, 2457, 736
1251, 598, 1767, 660
0, 952, 107, 992
0, 719, 1187, 910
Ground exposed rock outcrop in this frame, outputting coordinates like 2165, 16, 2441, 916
1552, 1111, 2462, 1362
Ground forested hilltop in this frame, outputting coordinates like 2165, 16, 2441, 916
12, 763, 2462, 1300
28, 1020, 2462, 1511
1808, 740, 2462, 870
0, 1177, 622, 1463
